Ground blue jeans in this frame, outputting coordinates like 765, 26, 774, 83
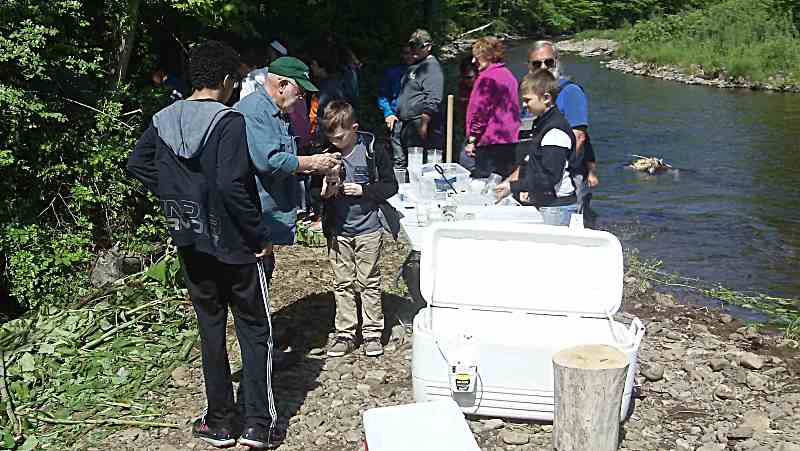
539, 204, 578, 226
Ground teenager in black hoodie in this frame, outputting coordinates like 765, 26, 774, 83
127, 41, 277, 449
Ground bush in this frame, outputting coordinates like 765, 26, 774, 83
619, 0, 800, 83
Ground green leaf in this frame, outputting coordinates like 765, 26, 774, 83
18, 435, 38, 451
38, 342, 55, 355
145, 259, 167, 283
19, 353, 35, 373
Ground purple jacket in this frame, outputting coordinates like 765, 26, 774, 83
465, 62, 520, 146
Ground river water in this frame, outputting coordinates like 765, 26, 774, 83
450, 42, 800, 311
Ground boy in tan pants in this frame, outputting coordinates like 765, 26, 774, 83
320, 101, 398, 357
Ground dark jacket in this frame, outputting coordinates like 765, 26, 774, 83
396, 55, 444, 121
512, 106, 577, 207
321, 132, 400, 240
127, 99, 267, 264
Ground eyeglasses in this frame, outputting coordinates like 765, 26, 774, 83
286, 79, 305, 99
529, 58, 556, 69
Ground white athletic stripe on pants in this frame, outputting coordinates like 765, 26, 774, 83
256, 259, 278, 441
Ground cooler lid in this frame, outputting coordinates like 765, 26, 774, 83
419, 221, 623, 317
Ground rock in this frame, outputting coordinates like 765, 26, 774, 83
709, 358, 730, 372
305, 416, 324, 430
480, 418, 505, 431
777, 443, 800, 451
692, 324, 711, 335
344, 430, 362, 442
696, 445, 724, 451
676, 438, 694, 451
364, 369, 387, 385
739, 353, 764, 370
714, 384, 737, 400
740, 411, 770, 432
700, 432, 716, 443
500, 430, 530, 445
746, 373, 767, 391
309, 347, 325, 356
356, 384, 371, 395
641, 363, 665, 382
170, 367, 190, 387
655, 292, 676, 306
727, 427, 754, 440
89, 246, 124, 287
369, 384, 396, 398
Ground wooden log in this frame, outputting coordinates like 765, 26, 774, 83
552, 344, 629, 451
445, 94, 454, 163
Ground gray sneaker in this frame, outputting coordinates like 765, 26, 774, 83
363, 337, 384, 357
327, 336, 355, 357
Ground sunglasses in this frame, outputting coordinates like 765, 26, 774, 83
529, 58, 556, 69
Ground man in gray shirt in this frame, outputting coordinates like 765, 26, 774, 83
396, 29, 444, 168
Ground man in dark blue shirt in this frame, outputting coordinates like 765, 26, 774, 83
377, 46, 413, 168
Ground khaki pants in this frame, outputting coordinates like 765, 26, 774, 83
329, 229, 384, 339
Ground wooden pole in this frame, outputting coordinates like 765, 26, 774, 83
446, 94, 454, 163
552, 344, 629, 451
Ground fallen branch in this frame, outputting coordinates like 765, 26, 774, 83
64, 98, 134, 130
458, 21, 494, 39
0, 351, 21, 436
25, 414, 178, 429
81, 312, 150, 350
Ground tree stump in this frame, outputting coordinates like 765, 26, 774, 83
552, 344, 629, 451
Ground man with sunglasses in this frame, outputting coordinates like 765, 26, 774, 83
528, 40, 599, 224
396, 29, 444, 167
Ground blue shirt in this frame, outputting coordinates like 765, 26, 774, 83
377, 64, 407, 118
235, 87, 300, 245
556, 78, 589, 129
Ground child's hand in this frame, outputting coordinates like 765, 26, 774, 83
494, 181, 510, 202
342, 183, 363, 197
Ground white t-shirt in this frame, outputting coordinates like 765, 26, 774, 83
240, 67, 268, 99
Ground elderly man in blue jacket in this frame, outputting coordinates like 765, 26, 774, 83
236, 57, 340, 282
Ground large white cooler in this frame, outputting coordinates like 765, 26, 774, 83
411, 221, 645, 421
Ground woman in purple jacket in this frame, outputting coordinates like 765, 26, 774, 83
464, 37, 521, 178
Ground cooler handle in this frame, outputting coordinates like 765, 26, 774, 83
629, 317, 645, 346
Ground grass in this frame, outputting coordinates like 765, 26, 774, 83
575, 0, 800, 86
624, 250, 800, 337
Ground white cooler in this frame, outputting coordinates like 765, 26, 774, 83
411, 221, 645, 421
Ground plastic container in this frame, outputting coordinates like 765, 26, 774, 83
363, 400, 480, 451
411, 221, 644, 421
419, 163, 471, 196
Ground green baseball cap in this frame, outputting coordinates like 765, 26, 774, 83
269, 56, 318, 92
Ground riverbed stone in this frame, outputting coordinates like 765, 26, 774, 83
364, 369, 387, 385
740, 411, 770, 432
739, 353, 764, 370
697, 445, 724, 451
727, 427, 754, 440
642, 363, 665, 381
709, 358, 730, 372
500, 430, 530, 445
745, 373, 767, 391
714, 384, 737, 400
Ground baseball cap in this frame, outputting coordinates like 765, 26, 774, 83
269, 57, 318, 92
408, 29, 432, 49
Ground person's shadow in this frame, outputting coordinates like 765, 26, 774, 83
234, 287, 424, 443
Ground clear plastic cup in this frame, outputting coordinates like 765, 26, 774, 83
394, 168, 407, 185
539, 206, 566, 226
415, 202, 429, 226
408, 147, 424, 170
429, 149, 443, 164
482, 172, 503, 195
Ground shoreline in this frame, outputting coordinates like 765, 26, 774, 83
84, 240, 800, 451
556, 38, 800, 93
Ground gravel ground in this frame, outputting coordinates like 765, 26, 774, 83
85, 237, 799, 451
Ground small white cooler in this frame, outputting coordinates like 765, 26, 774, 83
411, 221, 645, 421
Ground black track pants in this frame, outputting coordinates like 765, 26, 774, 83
179, 248, 277, 434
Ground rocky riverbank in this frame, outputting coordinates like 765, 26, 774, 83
82, 238, 799, 451
556, 38, 800, 93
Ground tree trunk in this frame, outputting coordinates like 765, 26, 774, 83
552, 344, 629, 451
116, 0, 142, 85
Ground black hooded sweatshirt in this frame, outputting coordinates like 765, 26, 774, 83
127, 99, 268, 264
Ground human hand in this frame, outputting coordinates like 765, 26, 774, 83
418, 114, 430, 140
464, 143, 476, 158
255, 243, 273, 258
494, 181, 510, 202
342, 183, 363, 197
385, 114, 398, 130
587, 172, 599, 188
306, 153, 340, 174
